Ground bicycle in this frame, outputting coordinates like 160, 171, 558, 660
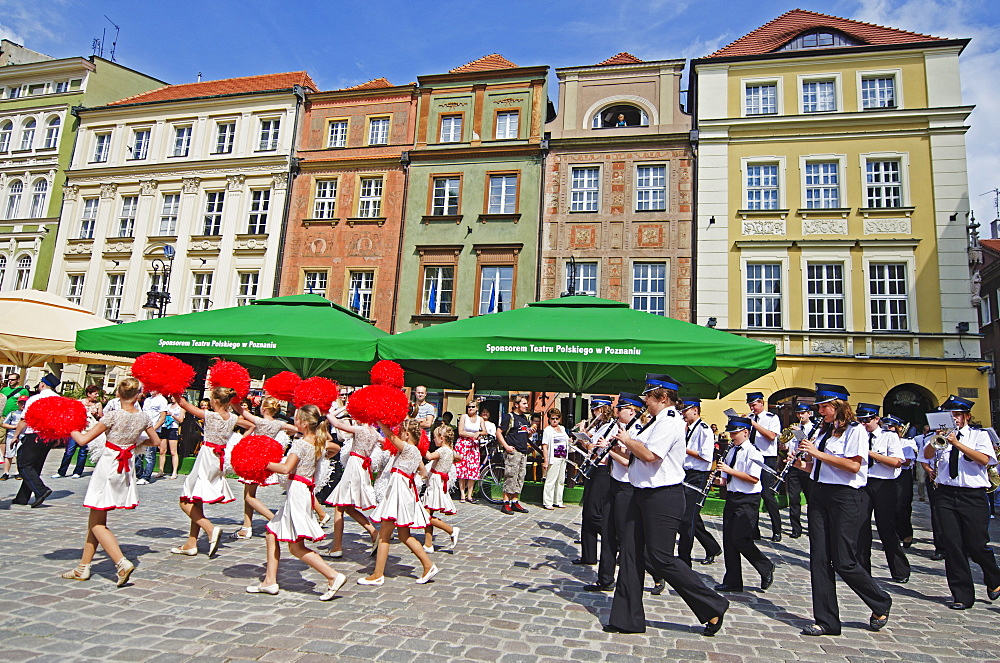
477, 434, 506, 503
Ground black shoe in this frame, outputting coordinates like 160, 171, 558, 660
650, 578, 666, 595
869, 607, 890, 631
700, 555, 717, 565
891, 576, 910, 584
702, 613, 724, 637
30, 488, 52, 508
571, 558, 595, 565
948, 601, 973, 610
801, 624, 839, 636
988, 585, 1000, 601
902, 538, 913, 549
760, 566, 774, 591
931, 551, 945, 561
0, 473, 7, 481
511, 502, 528, 513
603, 624, 642, 634
771, 533, 782, 543
790, 532, 801, 539
501, 503, 513, 515
713, 583, 743, 592
583, 583, 614, 592
11, 499, 28, 505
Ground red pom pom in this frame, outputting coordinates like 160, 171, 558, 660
347, 384, 409, 427
418, 429, 430, 456
370, 360, 405, 389
209, 359, 251, 401
263, 371, 301, 402
231, 435, 284, 485
132, 352, 195, 396
293, 376, 340, 411
25, 396, 89, 442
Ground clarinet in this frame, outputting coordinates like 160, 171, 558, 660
696, 438, 735, 508
573, 405, 648, 482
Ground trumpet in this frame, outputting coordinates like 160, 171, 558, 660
927, 427, 952, 484
571, 406, 648, 483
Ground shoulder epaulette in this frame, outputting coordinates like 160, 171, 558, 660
848, 421, 859, 427
699, 421, 709, 429
666, 410, 675, 417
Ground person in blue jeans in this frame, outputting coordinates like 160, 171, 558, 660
53, 385, 105, 479
136, 390, 168, 485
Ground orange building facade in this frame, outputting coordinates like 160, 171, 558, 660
279, 79, 416, 331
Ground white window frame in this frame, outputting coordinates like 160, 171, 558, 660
191, 272, 214, 312
421, 265, 454, 315
478, 265, 513, 315
5, 180, 23, 220
856, 68, 903, 110
129, 127, 150, 160
66, 274, 85, 305
860, 151, 910, 209
358, 177, 383, 218
203, 191, 225, 235
862, 249, 917, 333
303, 270, 328, 297
13, 254, 32, 289
439, 115, 462, 143
93, 131, 112, 162
799, 154, 846, 210
28, 179, 48, 218
805, 262, 846, 331
79, 198, 99, 239
488, 174, 518, 214
214, 121, 236, 154
797, 73, 842, 114
104, 274, 124, 320
237, 271, 259, 306
565, 261, 598, 296
348, 270, 375, 318
158, 193, 180, 236
327, 119, 348, 148
55, 81, 69, 93
631, 261, 668, 316
19, 118, 35, 150
248, 189, 270, 234
431, 176, 461, 216
172, 124, 192, 157
570, 166, 600, 212
740, 249, 789, 331
799, 248, 854, 332
313, 179, 337, 219
117, 196, 138, 237
0, 121, 11, 152
635, 164, 667, 212
367, 116, 390, 145
258, 117, 280, 151
981, 292, 994, 327
495, 110, 519, 140
741, 77, 782, 117
741, 156, 786, 210
42, 116, 60, 149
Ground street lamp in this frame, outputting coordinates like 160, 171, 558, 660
142, 245, 175, 318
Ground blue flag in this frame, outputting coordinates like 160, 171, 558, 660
428, 279, 437, 314
487, 281, 496, 314
351, 283, 361, 312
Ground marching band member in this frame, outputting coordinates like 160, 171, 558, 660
918, 425, 947, 560
855, 404, 909, 583
575, 399, 613, 566
746, 392, 783, 541
888, 415, 916, 548
605, 374, 728, 636
797, 383, 891, 636
678, 399, 722, 567
713, 416, 775, 593
786, 403, 819, 538
921, 395, 1000, 609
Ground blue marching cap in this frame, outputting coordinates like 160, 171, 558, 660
590, 397, 613, 409
643, 373, 681, 393
616, 392, 643, 409
679, 399, 701, 412
940, 395, 973, 412
726, 416, 754, 433
882, 414, 904, 426
856, 403, 880, 419
794, 403, 813, 413
745, 391, 765, 403
40, 373, 60, 388
814, 383, 849, 404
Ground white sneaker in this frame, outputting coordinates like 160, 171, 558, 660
416, 564, 439, 584
50, 474, 63, 479
71, 474, 82, 479
319, 573, 347, 600
136, 478, 149, 485
246, 583, 279, 595
423, 545, 435, 554
450, 527, 460, 551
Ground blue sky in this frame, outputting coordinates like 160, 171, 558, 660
4, 0, 999, 223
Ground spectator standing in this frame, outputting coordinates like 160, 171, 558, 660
541, 408, 569, 509
53, 384, 104, 479
1, 394, 28, 480
157, 396, 184, 479
497, 395, 533, 515
137, 390, 168, 484
413, 386, 436, 449
10, 373, 62, 507
0, 373, 29, 448
455, 402, 483, 503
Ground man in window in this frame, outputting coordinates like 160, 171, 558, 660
497, 395, 534, 515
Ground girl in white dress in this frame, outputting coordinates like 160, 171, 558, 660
172, 387, 239, 558
246, 405, 347, 600
422, 425, 461, 553
230, 396, 298, 540
360, 419, 437, 586
61, 378, 161, 587
320, 410, 379, 558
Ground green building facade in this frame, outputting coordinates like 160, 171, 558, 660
395, 55, 548, 331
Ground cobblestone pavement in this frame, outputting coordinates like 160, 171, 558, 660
2, 455, 1000, 663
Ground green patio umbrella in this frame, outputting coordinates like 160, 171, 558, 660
377, 296, 776, 398
75, 294, 386, 383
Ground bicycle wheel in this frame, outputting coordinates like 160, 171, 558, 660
478, 438, 504, 503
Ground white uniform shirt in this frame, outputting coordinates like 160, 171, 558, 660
683, 418, 714, 471
606, 419, 632, 483
750, 410, 782, 457
813, 421, 868, 488
628, 407, 685, 489
934, 426, 998, 489
22, 389, 58, 434
867, 429, 904, 480
593, 420, 620, 468
724, 441, 763, 494
899, 435, 917, 470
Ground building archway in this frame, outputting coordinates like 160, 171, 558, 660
768, 387, 815, 428
882, 383, 937, 434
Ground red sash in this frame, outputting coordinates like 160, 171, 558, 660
291, 474, 315, 489
350, 451, 373, 480
432, 470, 449, 493
391, 467, 419, 501
203, 441, 226, 472
106, 441, 134, 474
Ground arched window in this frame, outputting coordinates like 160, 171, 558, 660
0, 120, 11, 152
0, 254, 6, 290
19, 118, 35, 150
5, 180, 23, 220
592, 103, 649, 128
14, 254, 31, 290
43, 116, 60, 149
29, 179, 48, 218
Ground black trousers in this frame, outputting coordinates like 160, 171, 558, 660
894, 470, 914, 542
926, 479, 946, 554
14, 434, 51, 503
754, 456, 782, 537
609, 484, 729, 632
807, 483, 891, 634
858, 477, 910, 580
598, 478, 661, 586
678, 469, 722, 565
722, 491, 773, 588
935, 485, 1000, 606
580, 464, 610, 563
785, 467, 811, 536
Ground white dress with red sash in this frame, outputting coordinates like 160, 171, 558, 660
324, 424, 378, 510
83, 409, 149, 511
180, 410, 236, 504
423, 446, 457, 515
266, 438, 326, 543
371, 443, 429, 528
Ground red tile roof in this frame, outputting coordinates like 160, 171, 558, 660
344, 77, 393, 90
980, 239, 1000, 252
597, 52, 644, 66
109, 71, 317, 105
450, 54, 518, 73
705, 8, 945, 59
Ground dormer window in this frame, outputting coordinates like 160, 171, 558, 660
778, 30, 861, 51
592, 104, 649, 128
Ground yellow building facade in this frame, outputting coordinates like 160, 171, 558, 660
692, 10, 987, 427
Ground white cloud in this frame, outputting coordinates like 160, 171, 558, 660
851, 0, 1000, 228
